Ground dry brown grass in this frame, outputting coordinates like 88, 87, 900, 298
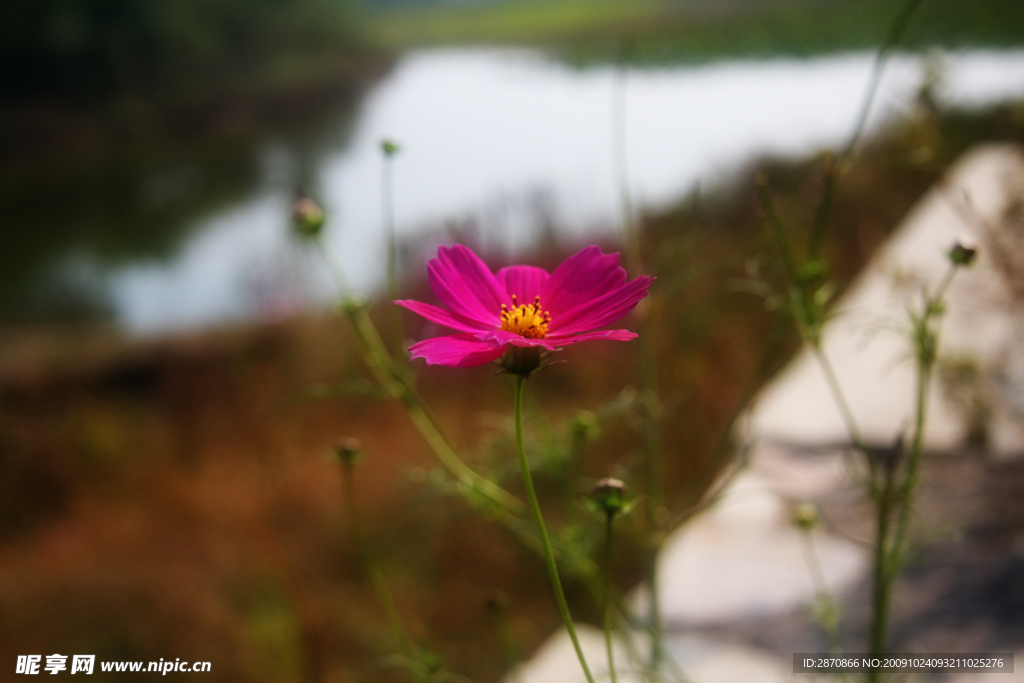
1, 102, 1021, 682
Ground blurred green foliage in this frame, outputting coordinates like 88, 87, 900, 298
0, 0, 376, 326
0, 0, 365, 103
370, 0, 1024, 60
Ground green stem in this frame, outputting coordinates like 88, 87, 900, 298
315, 233, 524, 517
757, 181, 873, 482
643, 537, 664, 672
887, 354, 930, 571
383, 152, 406, 356
932, 263, 958, 304
514, 377, 596, 683
807, 0, 925, 258
612, 49, 641, 278
403, 386, 525, 514
493, 601, 524, 683
604, 512, 619, 683
638, 311, 665, 672
812, 345, 879, 487
885, 268, 953, 585
315, 235, 352, 296
613, 53, 666, 669
872, 265, 957, 679
798, 528, 843, 655
341, 461, 413, 661
756, 179, 802, 288
868, 460, 897, 682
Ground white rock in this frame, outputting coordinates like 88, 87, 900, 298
655, 472, 866, 624
749, 144, 1024, 455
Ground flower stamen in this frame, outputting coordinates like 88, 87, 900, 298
500, 294, 551, 339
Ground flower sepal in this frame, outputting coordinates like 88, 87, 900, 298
331, 437, 365, 466
291, 196, 325, 238
498, 345, 547, 378
584, 477, 638, 517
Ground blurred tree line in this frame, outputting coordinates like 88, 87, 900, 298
0, 0, 366, 104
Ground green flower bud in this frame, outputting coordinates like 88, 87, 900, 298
590, 477, 628, 516
570, 410, 600, 441
791, 502, 820, 531
292, 196, 325, 238
948, 238, 977, 267
331, 437, 364, 466
381, 138, 401, 157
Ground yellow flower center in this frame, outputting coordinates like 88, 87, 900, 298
500, 294, 550, 339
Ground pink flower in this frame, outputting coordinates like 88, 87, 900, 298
394, 245, 653, 372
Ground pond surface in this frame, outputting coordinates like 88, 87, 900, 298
12, 48, 1024, 333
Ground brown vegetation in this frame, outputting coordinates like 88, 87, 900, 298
1, 102, 1022, 681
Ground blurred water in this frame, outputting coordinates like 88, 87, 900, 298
18, 49, 1024, 333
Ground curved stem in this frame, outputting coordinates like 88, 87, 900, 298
315, 234, 524, 517
613, 50, 666, 669
604, 512, 619, 683
812, 345, 878, 487
807, 0, 924, 258
315, 236, 352, 296
404, 388, 525, 513
514, 377, 596, 683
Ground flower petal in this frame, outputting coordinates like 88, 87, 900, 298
548, 276, 653, 335
393, 299, 491, 334
408, 334, 507, 368
428, 245, 510, 326
497, 265, 549, 303
474, 330, 556, 351
547, 329, 638, 344
541, 246, 628, 320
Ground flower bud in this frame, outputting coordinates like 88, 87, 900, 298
292, 196, 325, 238
332, 437, 364, 465
948, 238, 977, 267
381, 138, 401, 157
570, 410, 600, 441
590, 477, 628, 516
791, 502, 820, 531
799, 259, 826, 282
